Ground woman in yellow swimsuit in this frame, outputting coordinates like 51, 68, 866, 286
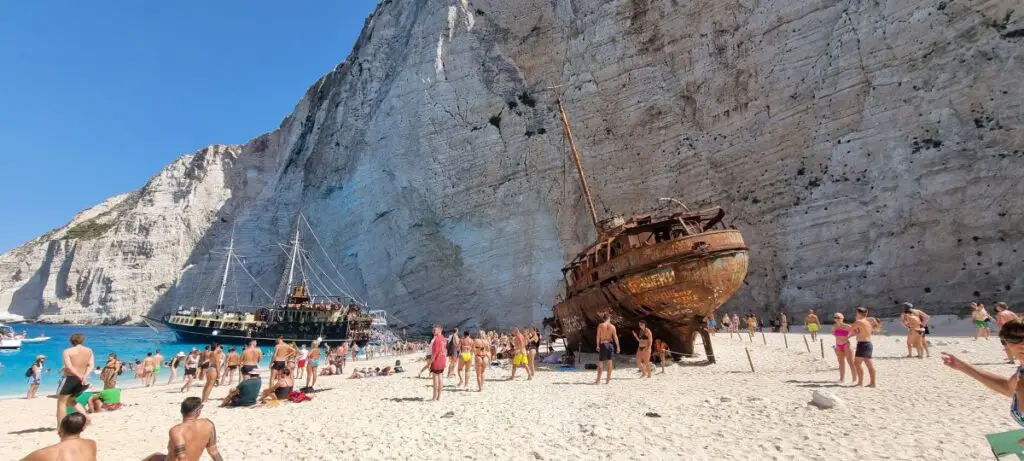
457, 331, 473, 388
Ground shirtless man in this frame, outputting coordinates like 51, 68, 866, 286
848, 307, 877, 387
57, 333, 94, 429
457, 331, 473, 387
151, 349, 164, 387
996, 302, 1018, 363
632, 320, 653, 378
201, 344, 223, 402
141, 397, 222, 461
21, 413, 95, 461
270, 337, 296, 388
903, 310, 926, 358
509, 327, 528, 380
595, 313, 620, 385
971, 302, 991, 340
900, 303, 931, 357
241, 340, 261, 376
805, 310, 821, 341
223, 348, 241, 386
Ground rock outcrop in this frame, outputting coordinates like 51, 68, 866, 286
0, 0, 1021, 326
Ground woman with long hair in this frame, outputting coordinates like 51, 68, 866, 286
944, 320, 1024, 428
525, 326, 540, 379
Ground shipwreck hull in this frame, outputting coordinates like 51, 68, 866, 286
554, 230, 748, 359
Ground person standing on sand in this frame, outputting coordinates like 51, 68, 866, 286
509, 327, 530, 380
446, 328, 460, 378
151, 349, 164, 387
942, 320, 1024, 429
429, 325, 447, 401
101, 353, 120, 389
180, 350, 199, 393
746, 315, 757, 337
632, 320, 653, 378
904, 310, 926, 359
848, 307, 876, 388
805, 310, 820, 341
900, 303, 932, 358
595, 314, 620, 385
730, 313, 740, 334
296, 344, 308, 380
21, 413, 96, 461
457, 331, 473, 388
26, 355, 44, 399
526, 326, 540, 377
142, 353, 155, 387
241, 340, 261, 375
167, 352, 183, 385
655, 340, 670, 374
780, 312, 789, 333
474, 330, 488, 392
996, 302, 1018, 364
57, 333, 93, 429
971, 302, 992, 340
831, 313, 854, 382
721, 313, 731, 335
201, 344, 223, 403
306, 340, 322, 390
270, 337, 295, 388
222, 348, 241, 386
142, 397, 223, 461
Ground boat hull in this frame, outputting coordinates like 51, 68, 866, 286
0, 338, 22, 350
142, 316, 356, 347
554, 230, 748, 359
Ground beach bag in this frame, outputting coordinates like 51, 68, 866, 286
288, 390, 313, 403
25, 367, 33, 378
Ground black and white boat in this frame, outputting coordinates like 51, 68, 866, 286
143, 216, 374, 346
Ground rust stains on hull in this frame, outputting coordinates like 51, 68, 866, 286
552, 213, 749, 360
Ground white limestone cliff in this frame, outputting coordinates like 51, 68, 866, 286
0, 0, 1021, 327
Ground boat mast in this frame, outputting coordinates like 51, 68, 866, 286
216, 230, 234, 310
285, 219, 301, 296
552, 88, 601, 234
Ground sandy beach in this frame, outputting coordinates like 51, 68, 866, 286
1, 331, 1017, 460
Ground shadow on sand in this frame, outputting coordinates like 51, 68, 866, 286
382, 397, 425, 403
9, 427, 53, 435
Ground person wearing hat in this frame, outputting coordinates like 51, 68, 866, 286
900, 302, 931, 358
167, 351, 186, 385
26, 355, 45, 399
221, 369, 261, 407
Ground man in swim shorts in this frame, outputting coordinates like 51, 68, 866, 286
971, 302, 991, 340
805, 310, 820, 341
21, 413, 96, 461
58, 333, 94, 429
151, 349, 164, 387
270, 337, 295, 388
849, 306, 876, 388
509, 327, 529, 381
241, 340, 261, 375
595, 313, 620, 385
429, 325, 447, 401
223, 348, 241, 386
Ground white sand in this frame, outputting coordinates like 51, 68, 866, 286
0, 331, 1017, 460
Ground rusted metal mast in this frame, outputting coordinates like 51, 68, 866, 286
552, 89, 601, 234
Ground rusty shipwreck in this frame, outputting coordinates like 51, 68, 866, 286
549, 91, 749, 363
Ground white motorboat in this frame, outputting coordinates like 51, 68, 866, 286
20, 336, 50, 344
0, 323, 21, 350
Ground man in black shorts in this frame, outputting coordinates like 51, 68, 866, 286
270, 337, 295, 387
595, 314, 620, 385
58, 333, 94, 428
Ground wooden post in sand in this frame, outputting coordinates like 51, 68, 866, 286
820, 339, 825, 358
761, 332, 767, 345
783, 334, 789, 348
744, 347, 755, 372
803, 335, 810, 352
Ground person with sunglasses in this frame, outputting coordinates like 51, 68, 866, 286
142, 397, 222, 461
943, 320, 1024, 427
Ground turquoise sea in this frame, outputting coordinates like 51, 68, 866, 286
0, 324, 280, 398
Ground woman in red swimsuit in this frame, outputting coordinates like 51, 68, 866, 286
832, 313, 854, 382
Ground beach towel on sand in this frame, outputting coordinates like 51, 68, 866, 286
986, 429, 1024, 460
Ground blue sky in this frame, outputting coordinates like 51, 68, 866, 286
0, 0, 380, 252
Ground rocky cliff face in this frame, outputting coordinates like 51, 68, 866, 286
1, 0, 1021, 326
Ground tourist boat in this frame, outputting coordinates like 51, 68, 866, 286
548, 91, 749, 363
143, 217, 374, 346
20, 335, 50, 344
0, 323, 22, 350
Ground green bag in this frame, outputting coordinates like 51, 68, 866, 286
986, 430, 1024, 460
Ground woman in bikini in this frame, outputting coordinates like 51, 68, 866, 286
632, 320, 653, 378
457, 331, 473, 388
100, 353, 120, 389
180, 350, 199, 393
306, 341, 322, 390
832, 313, 854, 382
943, 320, 1024, 428
525, 327, 540, 378
474, 330, 488, 392
905, 311, 926, 359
